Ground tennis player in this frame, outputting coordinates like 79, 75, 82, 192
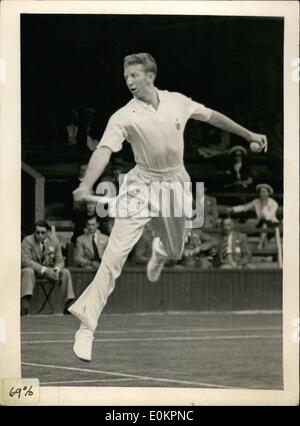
69, 53, 267, 361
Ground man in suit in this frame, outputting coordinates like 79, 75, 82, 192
21, 220, 75, 315
203, 187, 219, 229
74, 216, 109, 269
217, 218, 251, 269
71, 199, 97, 245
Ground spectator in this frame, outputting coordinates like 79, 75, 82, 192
197, 128, 230, 158
21, 220, 74, 315
70, 163, 88, 195
82, 107, 95, 137
74, 216, 109, 269
71, 171, 117, 242
63, 108, 79, 146
224, 145, 253, 193
229, 183, 279, 249
78, 107, 97, 153
216, 218, 251, 269
181, 229, 218, 269
204, 186, 219, 229
131, 223, 153, 266
71, 199, 98, 245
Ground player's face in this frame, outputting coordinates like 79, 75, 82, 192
124, 64, 154, 99
35, 226, 48, 243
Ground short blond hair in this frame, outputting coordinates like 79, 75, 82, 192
124, 53, 157, 79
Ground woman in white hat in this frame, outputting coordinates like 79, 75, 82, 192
228, 183, 279, 249
224, 145, 253, 193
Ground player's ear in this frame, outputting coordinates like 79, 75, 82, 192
147, 72, 155, 83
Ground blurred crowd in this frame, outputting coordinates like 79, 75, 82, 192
20, 108, 283, 315
62, 153, 281, 272
30, 106, 283, 178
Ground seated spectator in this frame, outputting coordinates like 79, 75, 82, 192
74, 216, 109, 269
131, 223, 153, 266
63, 108, 79, 146
72, 199, 97, 245
181, 229, 218, 269
197, 128, 231, 158
216, 218, 251, 269
71, 197, 112, 244
78, 107, 97, 153
224, 146, 253, 193
82, 107, 95, 137
21, 220, 75, 315
204, 186, 219, 229
229, 183, 279, 249
71, 163, 88, 190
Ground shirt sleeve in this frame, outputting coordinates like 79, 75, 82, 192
187, 97, 213, 122
232, 200, 255, 213
96, 111, 128, 153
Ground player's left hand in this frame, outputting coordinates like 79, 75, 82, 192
248, 132, 268, 153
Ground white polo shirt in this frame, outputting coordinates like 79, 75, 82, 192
97, 89, 212, 171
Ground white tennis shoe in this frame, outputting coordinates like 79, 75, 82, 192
73, 323, 94, 362
147, 238, 166, 283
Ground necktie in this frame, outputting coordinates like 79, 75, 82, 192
41, 242, 46, 264
92, 235, 101, 262
222, 236, 229, 259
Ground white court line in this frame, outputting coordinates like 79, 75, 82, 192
21, 327, 282, 335
22, 362, 238, 389
22, 334, 282, 344
26, 310, 282, 317
41, 378, 141, 385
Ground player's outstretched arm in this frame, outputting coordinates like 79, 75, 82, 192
73, 146, 112, 202
207, 110, 268, 152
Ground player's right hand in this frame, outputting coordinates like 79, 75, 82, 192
73, 186, 92, 203
248, 132, 268, 153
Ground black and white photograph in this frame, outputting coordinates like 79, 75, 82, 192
0, 0, 298, 406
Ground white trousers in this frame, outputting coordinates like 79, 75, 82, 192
69, 164, 193, 332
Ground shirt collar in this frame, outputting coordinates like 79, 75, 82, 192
131, 88, 162, 113
38, 238, 48, 248
259, 197, 270, 204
